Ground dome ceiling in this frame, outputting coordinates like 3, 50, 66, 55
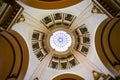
31, 13, 90, 70
20, 0, 82, 9
12, 0, 114, 79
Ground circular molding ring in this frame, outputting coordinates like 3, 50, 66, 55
46, 27, 75, 55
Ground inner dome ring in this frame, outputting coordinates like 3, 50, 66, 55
45, 27, 76, 55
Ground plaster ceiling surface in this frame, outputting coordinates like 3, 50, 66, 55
11, 0, 112, 80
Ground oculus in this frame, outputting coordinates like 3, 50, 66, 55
50, 31, 72, 52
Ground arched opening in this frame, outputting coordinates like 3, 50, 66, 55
52, 73, 84, 80
20, 0, 83, 9
95, 18, 120, 77
0, 30, 29, 80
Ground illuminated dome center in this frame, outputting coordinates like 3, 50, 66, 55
50, 31, 72, 52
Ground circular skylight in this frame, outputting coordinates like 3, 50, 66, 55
50, 31, 72, 52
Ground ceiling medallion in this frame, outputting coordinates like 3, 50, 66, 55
50, 31, 72, 52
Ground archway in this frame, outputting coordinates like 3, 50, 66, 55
52, 73, 84, 80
